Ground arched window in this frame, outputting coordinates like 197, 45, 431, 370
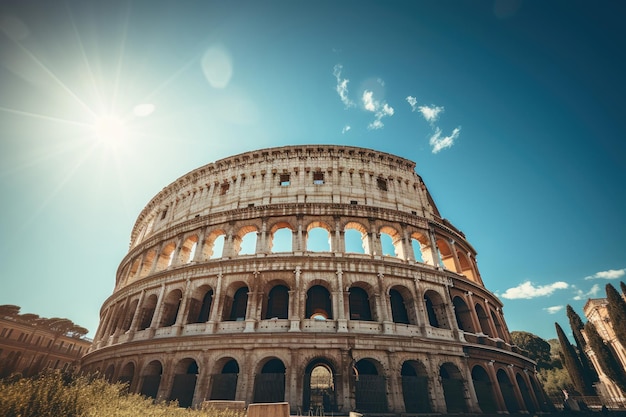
497, 368, 520, 413
187, 288, 213, 324
401, 361, 431, 412
390, 289, 410, 324
118, 362, 135, 388
228, 287, 249, 321
138, 295, 158, 330
349, 287, 372, 321
237, 229, 257, 255
155, 242, 176, 271
354, 359, 387, 412
206, 232, 226, 259
475, 303, 491, 336
472, 365, 497, 413
122, 299, 139, 331
424, 290, 449, 329
140, 360, 162, 399
169, 359, 199, 408
210, 359, 239, 400
253, 359, 286, 403
440, 363, 468, 413
160, 289, 182, 327
491, 310, 506, 340
453, 296, 476, 333
270, 226, 292, 252
344, 223, 367, 254
265, 285, 289, 319
307, 223, 331, 252
178, 235, 198, 264
380, 226, 403, 258
306, 285, 332, 320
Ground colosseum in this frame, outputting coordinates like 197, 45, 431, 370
82, 145, 549, 415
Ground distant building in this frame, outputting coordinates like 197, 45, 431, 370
82, 145, 549, 414
0, 316, 92, 377
583, 298, 626, 405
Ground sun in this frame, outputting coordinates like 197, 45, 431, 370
93, 114, 127, 145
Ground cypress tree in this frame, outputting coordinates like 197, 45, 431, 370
584, 322, 626, 392
606, 283, 626, 349
566, 305, 598, 385
555, 322, 592, 395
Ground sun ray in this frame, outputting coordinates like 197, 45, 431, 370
9, 37, 97, 118
111, 1, 132, 115
0, 106, 90, 127
140, 51, 201, 104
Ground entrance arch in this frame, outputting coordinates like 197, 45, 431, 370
139, 360, 162, 399
471, 365, 497, 413
354, 359, 387, 413
401, 360, 431, 413
516, 372, 536, 412
169, 359, 198, 408
440, 363, 468, 413
210, 359, 239, 400
497, 368, 520, 413
253, 358, 286, 403
303, 359, 336, 413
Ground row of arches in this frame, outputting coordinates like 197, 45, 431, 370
120, 219, 481, 288
95, 354, 547, 414
96, 276, 509, 345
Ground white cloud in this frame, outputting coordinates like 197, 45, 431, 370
333, 64, 354, 108
573, 284, 600, 301
418, 105, 444, 124
544, 305, 564, 314
429, 127, 461, 154
406, 96, 418, 111
584, 268, 626, 280
341, 125, 351, 134
501, 281, 569, 300
362, 90, 394, 130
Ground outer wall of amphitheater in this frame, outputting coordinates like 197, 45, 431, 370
81, 145, 549, 414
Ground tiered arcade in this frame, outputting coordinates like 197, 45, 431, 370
82, 145, 548, 414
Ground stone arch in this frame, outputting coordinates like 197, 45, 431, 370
139, 360, 162, 399
234, 225, 258, 255
303, 358, 338, 414
117, 361, 135, 389
127, 258, 141, 282
440, 362, 468, 413
401, 360, 431, 413
210, 357, 239, 400
225, 284, 249, 321
516, 372, 536, 412
344, 221, 369, 254
139, 248, 157, 277
104, 364, 115, 382
138, 294, 158, 330
306, 221, 332, 252
452, 296, 476, 333
457, 250, 476, 281
472, 365, 498, 413
410, 231, 432, 264
379, 225, 404, 259
264, 284, 289, 319
121, 298, 139, 332
169, 358, 199, 408
491, 309, 506, 340
205, 229, 226, 259
160, 289, 183, 327
177, 234, 199, 265
435, 237, 455, 271
186, 285, 213, 324
349, 286, 373, 321
497, 368, 520, 413
306, 284, 333, 320
353, 358, 388, 413
253, 357, 286, 403
155, 241, 176, 271
475, 303, 492, 336
269, 221, 294, 253
423, 290, 450, 329
389, 287, 410, 324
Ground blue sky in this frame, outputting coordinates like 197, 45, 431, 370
1, 0, 624, 341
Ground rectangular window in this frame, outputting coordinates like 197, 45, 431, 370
220, 183, 230, 195
313, 171, 324, 185
280, 173, 290, 186
17, 333, 24, 342
160, 208, 168, 220
377, 177, 388, 191
350, 200, 358, 205
0, 328, 6, 337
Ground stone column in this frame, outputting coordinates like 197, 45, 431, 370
289, 266, 301, 332
128, 290, 145, 334
401, 224, 414, 262
192, 228, 207, 262
486, 361, 508, 413
336, 267, 348, 332
506, 365, 525, 412
174, 278, 193, 333
464, 291, 481, 334
149, 284, 167, 329
171, 236, 184, 267
448, 240, 463, 274
428, 229, 441, 268
149, 242, 164, 274
244, 271, 260, 332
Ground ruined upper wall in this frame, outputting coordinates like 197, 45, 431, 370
130, 145, 441, 247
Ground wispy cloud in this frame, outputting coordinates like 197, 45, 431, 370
341, 125, 351, 134
429, 127, 461, 154
573, 284, 601, 301
584, 268, 626, 280
501, 281, 569, 299
406, 96, 418, 111
418, 105, 444, 124
362, 90, 394, 130
544, 305, 564, 314
333, 64, 354, 108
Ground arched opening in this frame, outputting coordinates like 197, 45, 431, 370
139, 249, 157, 277
169, 359, 198, 408
516, 372, 536, 413
475, 303, 491, 336
118, 362, 135, 390
354, 359, 387, 413
210, 359, 239, 400
390, 289, 410, 324
104, 364, 115, 382
156, 242, 176, 271
253, 358, 286, 403
264, 285, 289, 319
160, 289, 182, 327
380, 226, 404, 259
379, 232, 395, 257
227, 287, 249, 321
303, 360, 336, 413
122, 299, 139, 332
127, 258, 141, 282
236, 227, 257, 255
436, 238, 456, 271
401, 360, 431, 413
424, 290, 449, 329
440, 363, 468, 413
206, 231, 226, 259
307, 225, 331, 252
178, 235, 198, 264
411, 232, 433, 264
344, 222, 368, 254
491, 310, 506, 340
349, 287, 372, 321
472, 365, 497, 413
497, 368, 520, 413
138, 294, 158, 330
187, 287, 213, 324
453, 296, 476, 333
140, 360, 162, 399
270, 225, 293, 253
306, 285, 332, 320
457, 251, 476, 281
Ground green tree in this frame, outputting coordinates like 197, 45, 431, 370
555, 322, 594, 395
566, 305, 598, 384
584, 322, 626, 392
606, 283, 626, 349
511, 331, 552, 369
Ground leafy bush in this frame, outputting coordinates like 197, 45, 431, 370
0, 370, 245, 417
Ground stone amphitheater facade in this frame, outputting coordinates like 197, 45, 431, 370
82, 145, 549, 414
